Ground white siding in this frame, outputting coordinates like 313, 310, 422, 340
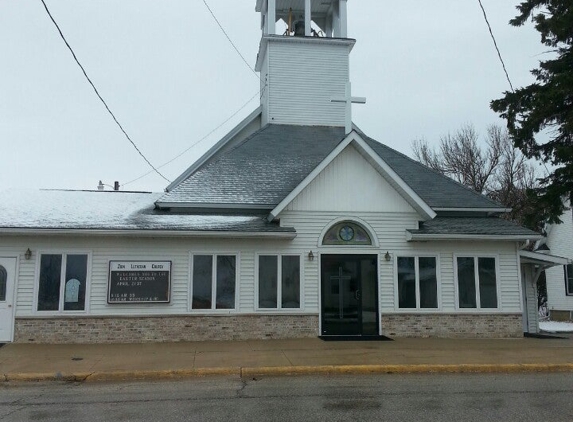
2, 236, 315, 318
545, 209, 573, 311
279, 211, 523, 314
521, 265, 539, 333
286, 145, 417, 213
2, 212, 523, 319
266, 39, 349, 127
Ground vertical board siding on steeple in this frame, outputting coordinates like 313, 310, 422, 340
267, 41, 349, 127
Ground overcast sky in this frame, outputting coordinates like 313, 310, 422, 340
0, 1, 545, 193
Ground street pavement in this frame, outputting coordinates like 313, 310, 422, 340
1, 334, 573, 382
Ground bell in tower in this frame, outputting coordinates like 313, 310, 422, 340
256, 0, 349, 38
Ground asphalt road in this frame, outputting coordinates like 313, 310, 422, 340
1, 373, 572, 421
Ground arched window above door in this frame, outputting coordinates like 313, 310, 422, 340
322, 221, 373, 246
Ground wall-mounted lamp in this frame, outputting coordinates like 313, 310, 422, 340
384, 251, 391, 261
308, 251, 315, 261
24, 248, 32, 260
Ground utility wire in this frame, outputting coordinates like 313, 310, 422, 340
477, 0, 515, 92
122, 90, 261, 187
201, 0, 261, 80
39, 0, 171, 183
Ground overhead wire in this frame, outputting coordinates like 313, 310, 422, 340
201, 0, 261, 81
477, 0, 515, 92
122, 90, 261, 187
124, 1, 267, 187
39, 0, 171, 183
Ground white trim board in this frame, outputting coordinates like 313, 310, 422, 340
269, 131, 436, 221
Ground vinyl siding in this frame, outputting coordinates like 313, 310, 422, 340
266, 39, 349, 127
2, 213, 522, 319
286, 145, 417, 213
279, 211, 523, 314
545, 209, 573, 311
521, 265, 539, 333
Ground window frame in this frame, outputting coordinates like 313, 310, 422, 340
454, 254, 501, 311
255, 253, 304, 312
319, 217, 380, 249
393, 254, 441, 311
33, 250, 92, 314
564, 264, 573, 296
189, 253, 239, 313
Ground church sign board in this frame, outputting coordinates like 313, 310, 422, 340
108, 261, 171, 304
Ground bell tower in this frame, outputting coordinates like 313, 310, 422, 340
255, 0, 364, 133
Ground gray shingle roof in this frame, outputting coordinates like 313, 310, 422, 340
0, 190, 293, 234
408, 217, 541, 238
158, 124, 503, 211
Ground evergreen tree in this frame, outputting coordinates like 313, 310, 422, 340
491, 0, 573, 224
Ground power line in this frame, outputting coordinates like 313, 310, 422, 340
122, 90, 261, 187
477, 0, 515, 92
39, 0, 171, 183
201, 0, 260, 80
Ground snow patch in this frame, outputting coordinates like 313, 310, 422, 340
539, 321, 573, 333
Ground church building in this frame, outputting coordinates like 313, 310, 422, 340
0, 0, 561, 343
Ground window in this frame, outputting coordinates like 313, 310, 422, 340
258, 255, 301, 309
0, 265, 6, 302
191, 255, 236, 310
456, 256, 498, 309
564, 264, 573, 296
397, 256, 438, 309
37, 253, 88, 312
322, 221, 372, 246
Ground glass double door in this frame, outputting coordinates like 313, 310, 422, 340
321, 254, 378, 336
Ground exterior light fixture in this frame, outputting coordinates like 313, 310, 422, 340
25, 248, 32, 260
384, 251, 391, 261
308, 251, 315, 261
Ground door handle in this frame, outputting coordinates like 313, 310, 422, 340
355, 290, 360, 300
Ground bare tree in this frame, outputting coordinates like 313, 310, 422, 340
412, 124, 542, 228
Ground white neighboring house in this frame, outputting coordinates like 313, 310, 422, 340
543, 205, 573, 321
0, 0, 561, 344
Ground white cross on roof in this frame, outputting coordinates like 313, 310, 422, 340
331, 82, 366, 134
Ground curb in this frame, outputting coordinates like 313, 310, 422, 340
4, 363, 573, 383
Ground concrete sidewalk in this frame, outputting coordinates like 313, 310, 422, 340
1, 336, 573, 382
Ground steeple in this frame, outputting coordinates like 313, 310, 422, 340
255, 0, 364, 133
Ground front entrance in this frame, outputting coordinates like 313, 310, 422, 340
321, 254, 378, 336
0, 257, 16, 342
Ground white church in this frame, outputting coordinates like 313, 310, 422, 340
0, 0, 563, 344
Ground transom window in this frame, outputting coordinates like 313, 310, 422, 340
37, 253, 88, 312
456, 256, 498, 309
191, 255, 237, 310
0, 265, 6, 302
322, 221, 372, 246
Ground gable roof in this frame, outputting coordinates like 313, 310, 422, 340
157, 124, 504, 213
269, 131, 436, 220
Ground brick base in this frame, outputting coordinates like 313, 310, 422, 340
14, 313, 524, 343
14, 315, 319, 344
381, 313, 523, 338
